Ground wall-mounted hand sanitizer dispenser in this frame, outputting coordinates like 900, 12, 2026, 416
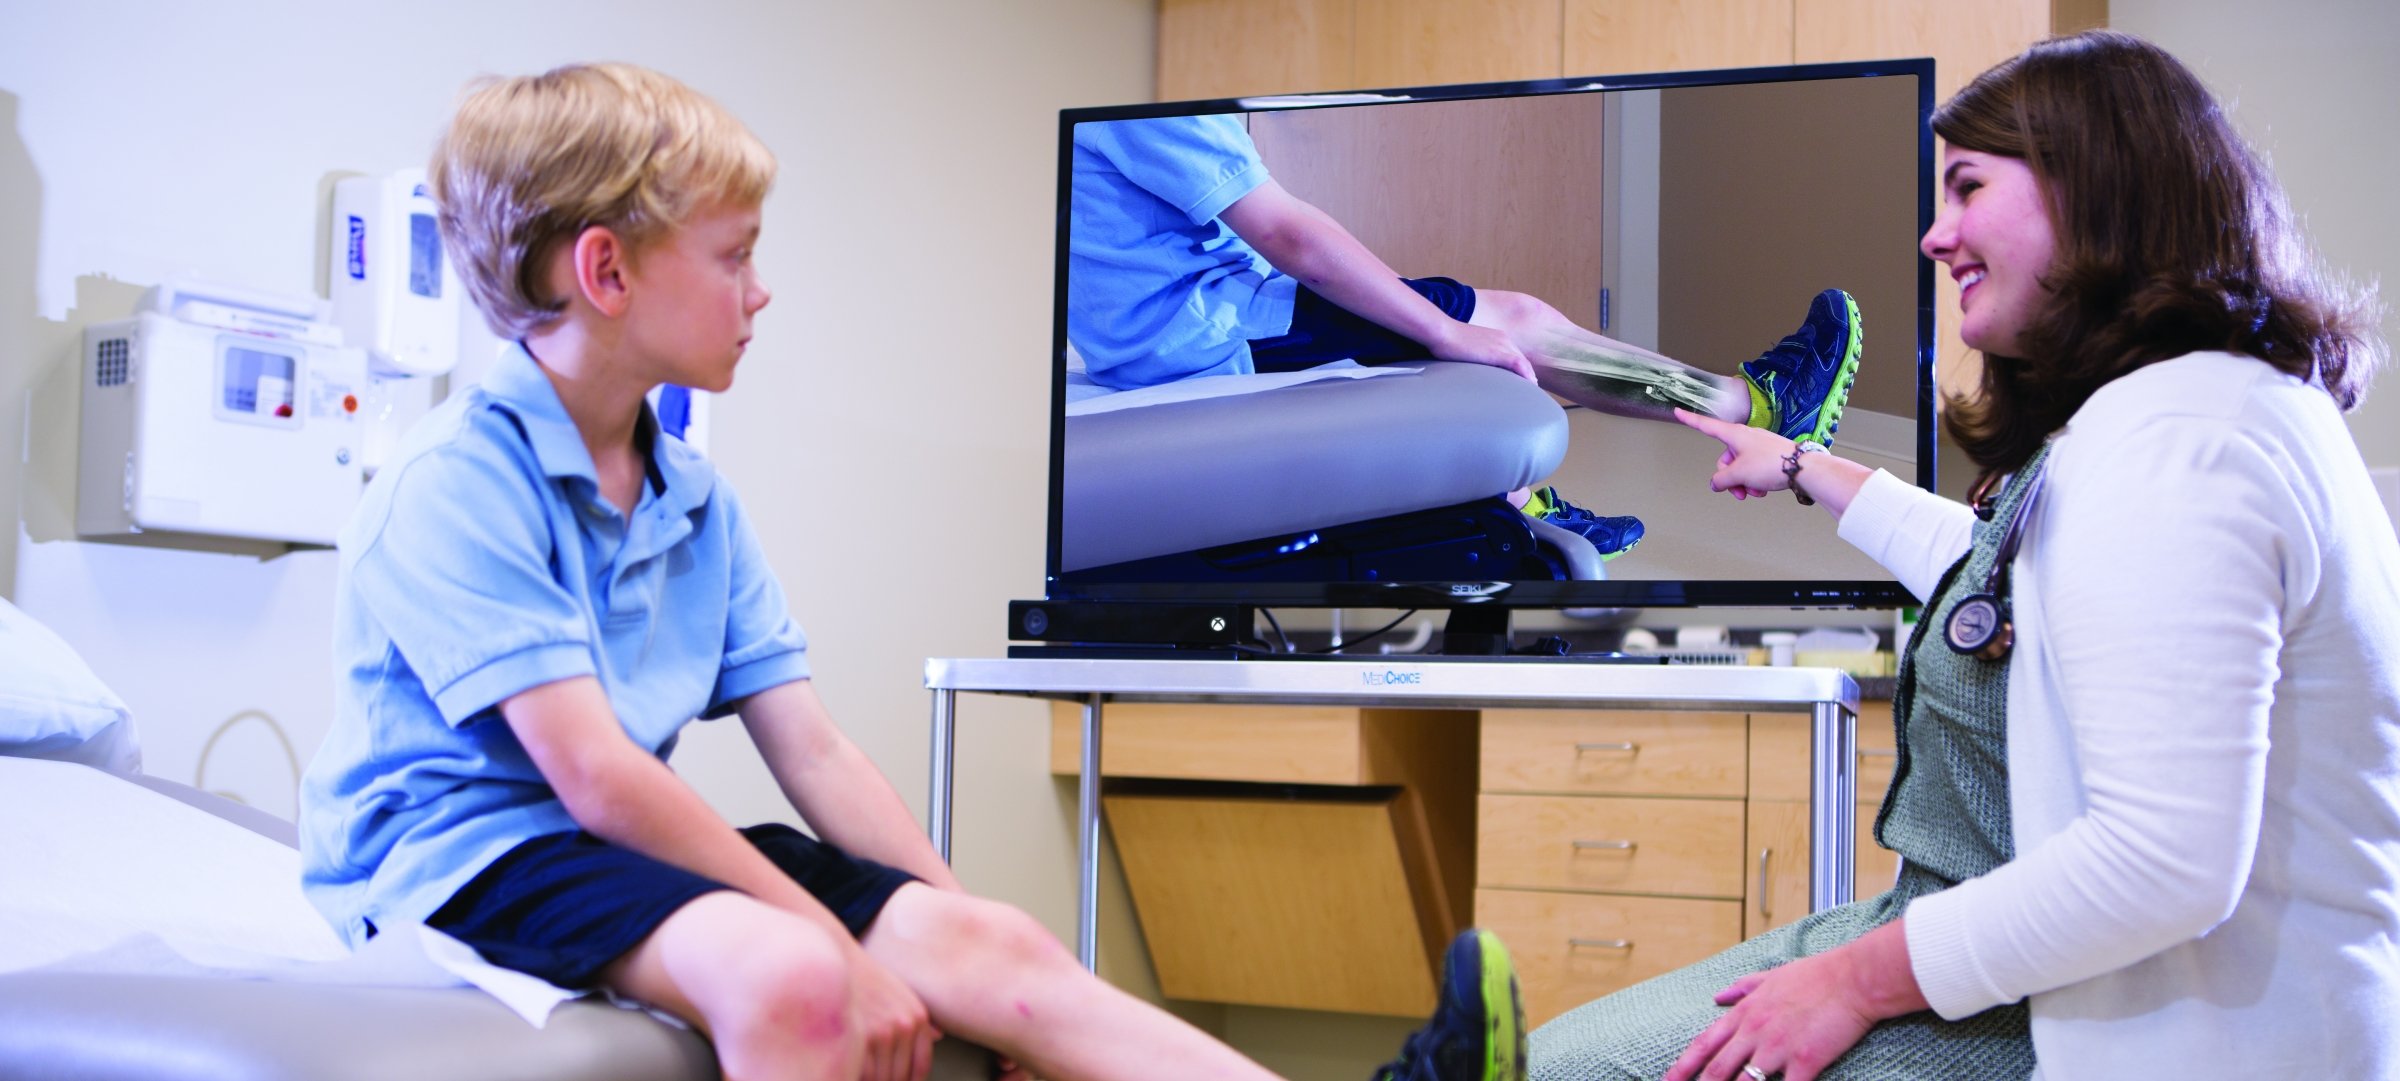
331, 168, 461, 378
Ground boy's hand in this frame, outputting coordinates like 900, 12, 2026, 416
1430, 322, 1537, 381
849, 948, 940, 1081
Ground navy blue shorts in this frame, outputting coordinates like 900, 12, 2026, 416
1246, 275, 1478, 372
423, 824, 918, 989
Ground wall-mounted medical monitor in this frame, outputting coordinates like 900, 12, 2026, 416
1044, 59, 1935, 610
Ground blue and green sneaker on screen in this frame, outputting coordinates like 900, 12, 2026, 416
1522, 486, 1643, 561
1742, 288, 1864, 446
1372, 929, 1527, 1081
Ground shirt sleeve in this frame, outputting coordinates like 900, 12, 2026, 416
1903, 416, 2296, 1017
702, 477, 810, 718
346, 440, 594, 727
1836, 467, 1978, 603
1081, 114, 1272, 225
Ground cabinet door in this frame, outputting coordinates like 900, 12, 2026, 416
1746, 798, 1904, 937
1158, 0, 1353, 101
1108, 791, 1442, 1017
1565, 0, 1795, 76
1356, 0, 1561, 87
1745, 800, 1813, 938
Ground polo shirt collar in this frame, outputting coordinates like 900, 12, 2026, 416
483, 342, 717, 521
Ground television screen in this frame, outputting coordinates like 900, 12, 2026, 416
1046, 60, 1933, 610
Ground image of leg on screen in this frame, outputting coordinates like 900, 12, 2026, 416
1060, 102, 1905, 584
1496, 286, 1863, 449
1245, 278, 1865, 561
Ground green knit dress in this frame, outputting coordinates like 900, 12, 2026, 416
1531, 450, 2051, 1080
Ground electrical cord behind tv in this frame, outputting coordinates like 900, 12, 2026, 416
1250, 608, 1423, 655
1315, 609, 1419, 653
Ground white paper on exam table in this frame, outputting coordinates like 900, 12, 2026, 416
0, 757, 582, 1027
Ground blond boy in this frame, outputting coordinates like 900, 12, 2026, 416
299, 63, 1525, 1081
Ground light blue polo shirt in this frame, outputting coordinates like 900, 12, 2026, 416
298, 343, 810, 946
1068, 113, 1298, 390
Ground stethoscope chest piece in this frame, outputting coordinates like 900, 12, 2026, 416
1943, 452, 2050, 664
1944, 592, 2014, 661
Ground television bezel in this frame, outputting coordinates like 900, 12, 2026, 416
1043, 57, 1938, 611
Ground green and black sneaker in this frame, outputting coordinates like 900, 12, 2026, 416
1741, 288, 1864, 447
1372, 929, 1527, 1081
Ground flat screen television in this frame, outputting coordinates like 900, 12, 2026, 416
1035, 58, 1935, 646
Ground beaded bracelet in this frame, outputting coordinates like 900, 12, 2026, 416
1782, 440, 1826, 505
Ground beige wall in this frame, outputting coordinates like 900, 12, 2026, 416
1658, 76, 1921, 419
0, 0, 1159, 986
2109, 0, 2400, 471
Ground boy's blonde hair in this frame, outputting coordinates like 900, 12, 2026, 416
429, 62, 776, 338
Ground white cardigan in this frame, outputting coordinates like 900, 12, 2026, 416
1837, 352, 2400, 1079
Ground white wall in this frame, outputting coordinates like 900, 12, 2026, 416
0, 0, 1152, 957
2112, 0, 2400, 473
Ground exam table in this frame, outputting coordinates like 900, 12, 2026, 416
0, 759, 990, 1081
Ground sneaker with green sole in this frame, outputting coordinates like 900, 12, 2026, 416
1371, 929, 1527, 1081
1522, 486, 1643, 561
1742, 288, 1864, 446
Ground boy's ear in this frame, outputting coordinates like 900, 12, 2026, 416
568, 225, 633, 318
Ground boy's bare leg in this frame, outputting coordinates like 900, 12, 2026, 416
1467, 289, 1750, 424
602, 891, 864, 1081
863, 883, 1281, 1081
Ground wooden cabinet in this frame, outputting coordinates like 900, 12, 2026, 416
1564, 0, 1796, 75
1059, 698, 1895, 1023
1473, 703, 1898, 1026
1157, 0, 1354, 101
1104, 789, 1446, 1016
1473, 888, 1742, 1022
1160, 0, 2105, 103
1746, 698, 1902, 937
1051, 703, 1476, 1017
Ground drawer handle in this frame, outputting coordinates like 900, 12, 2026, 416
1758, 848, 1774, 920
1571, 839, 1637, 852
1574, 741, 1640, 753
1859, 748, 1898, 759
1568, 937, 1633, 950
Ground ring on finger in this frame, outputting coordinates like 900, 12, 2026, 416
1742, 1066, 1770, 1081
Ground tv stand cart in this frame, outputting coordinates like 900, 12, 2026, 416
924, 657, 1860, 974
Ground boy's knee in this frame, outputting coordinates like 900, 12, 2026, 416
913, 894, 1069, 974
1476, 288, 1560, 329
717, 922, 855, 1031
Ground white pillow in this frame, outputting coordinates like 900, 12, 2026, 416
0, 595, 140, 773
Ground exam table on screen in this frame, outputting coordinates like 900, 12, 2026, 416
1059, 359, 1604, 582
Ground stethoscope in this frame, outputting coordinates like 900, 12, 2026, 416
1944, 460, 2049, 662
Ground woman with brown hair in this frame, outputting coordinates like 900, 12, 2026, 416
1533, 29, 2398, 1080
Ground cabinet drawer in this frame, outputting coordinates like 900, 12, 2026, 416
1476, 887, 1742, 1027
1478, 794, 1745, 898
1748, 700, 1896, 803
1048, 702, 1469, 785
1480, 710, 1746, 797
